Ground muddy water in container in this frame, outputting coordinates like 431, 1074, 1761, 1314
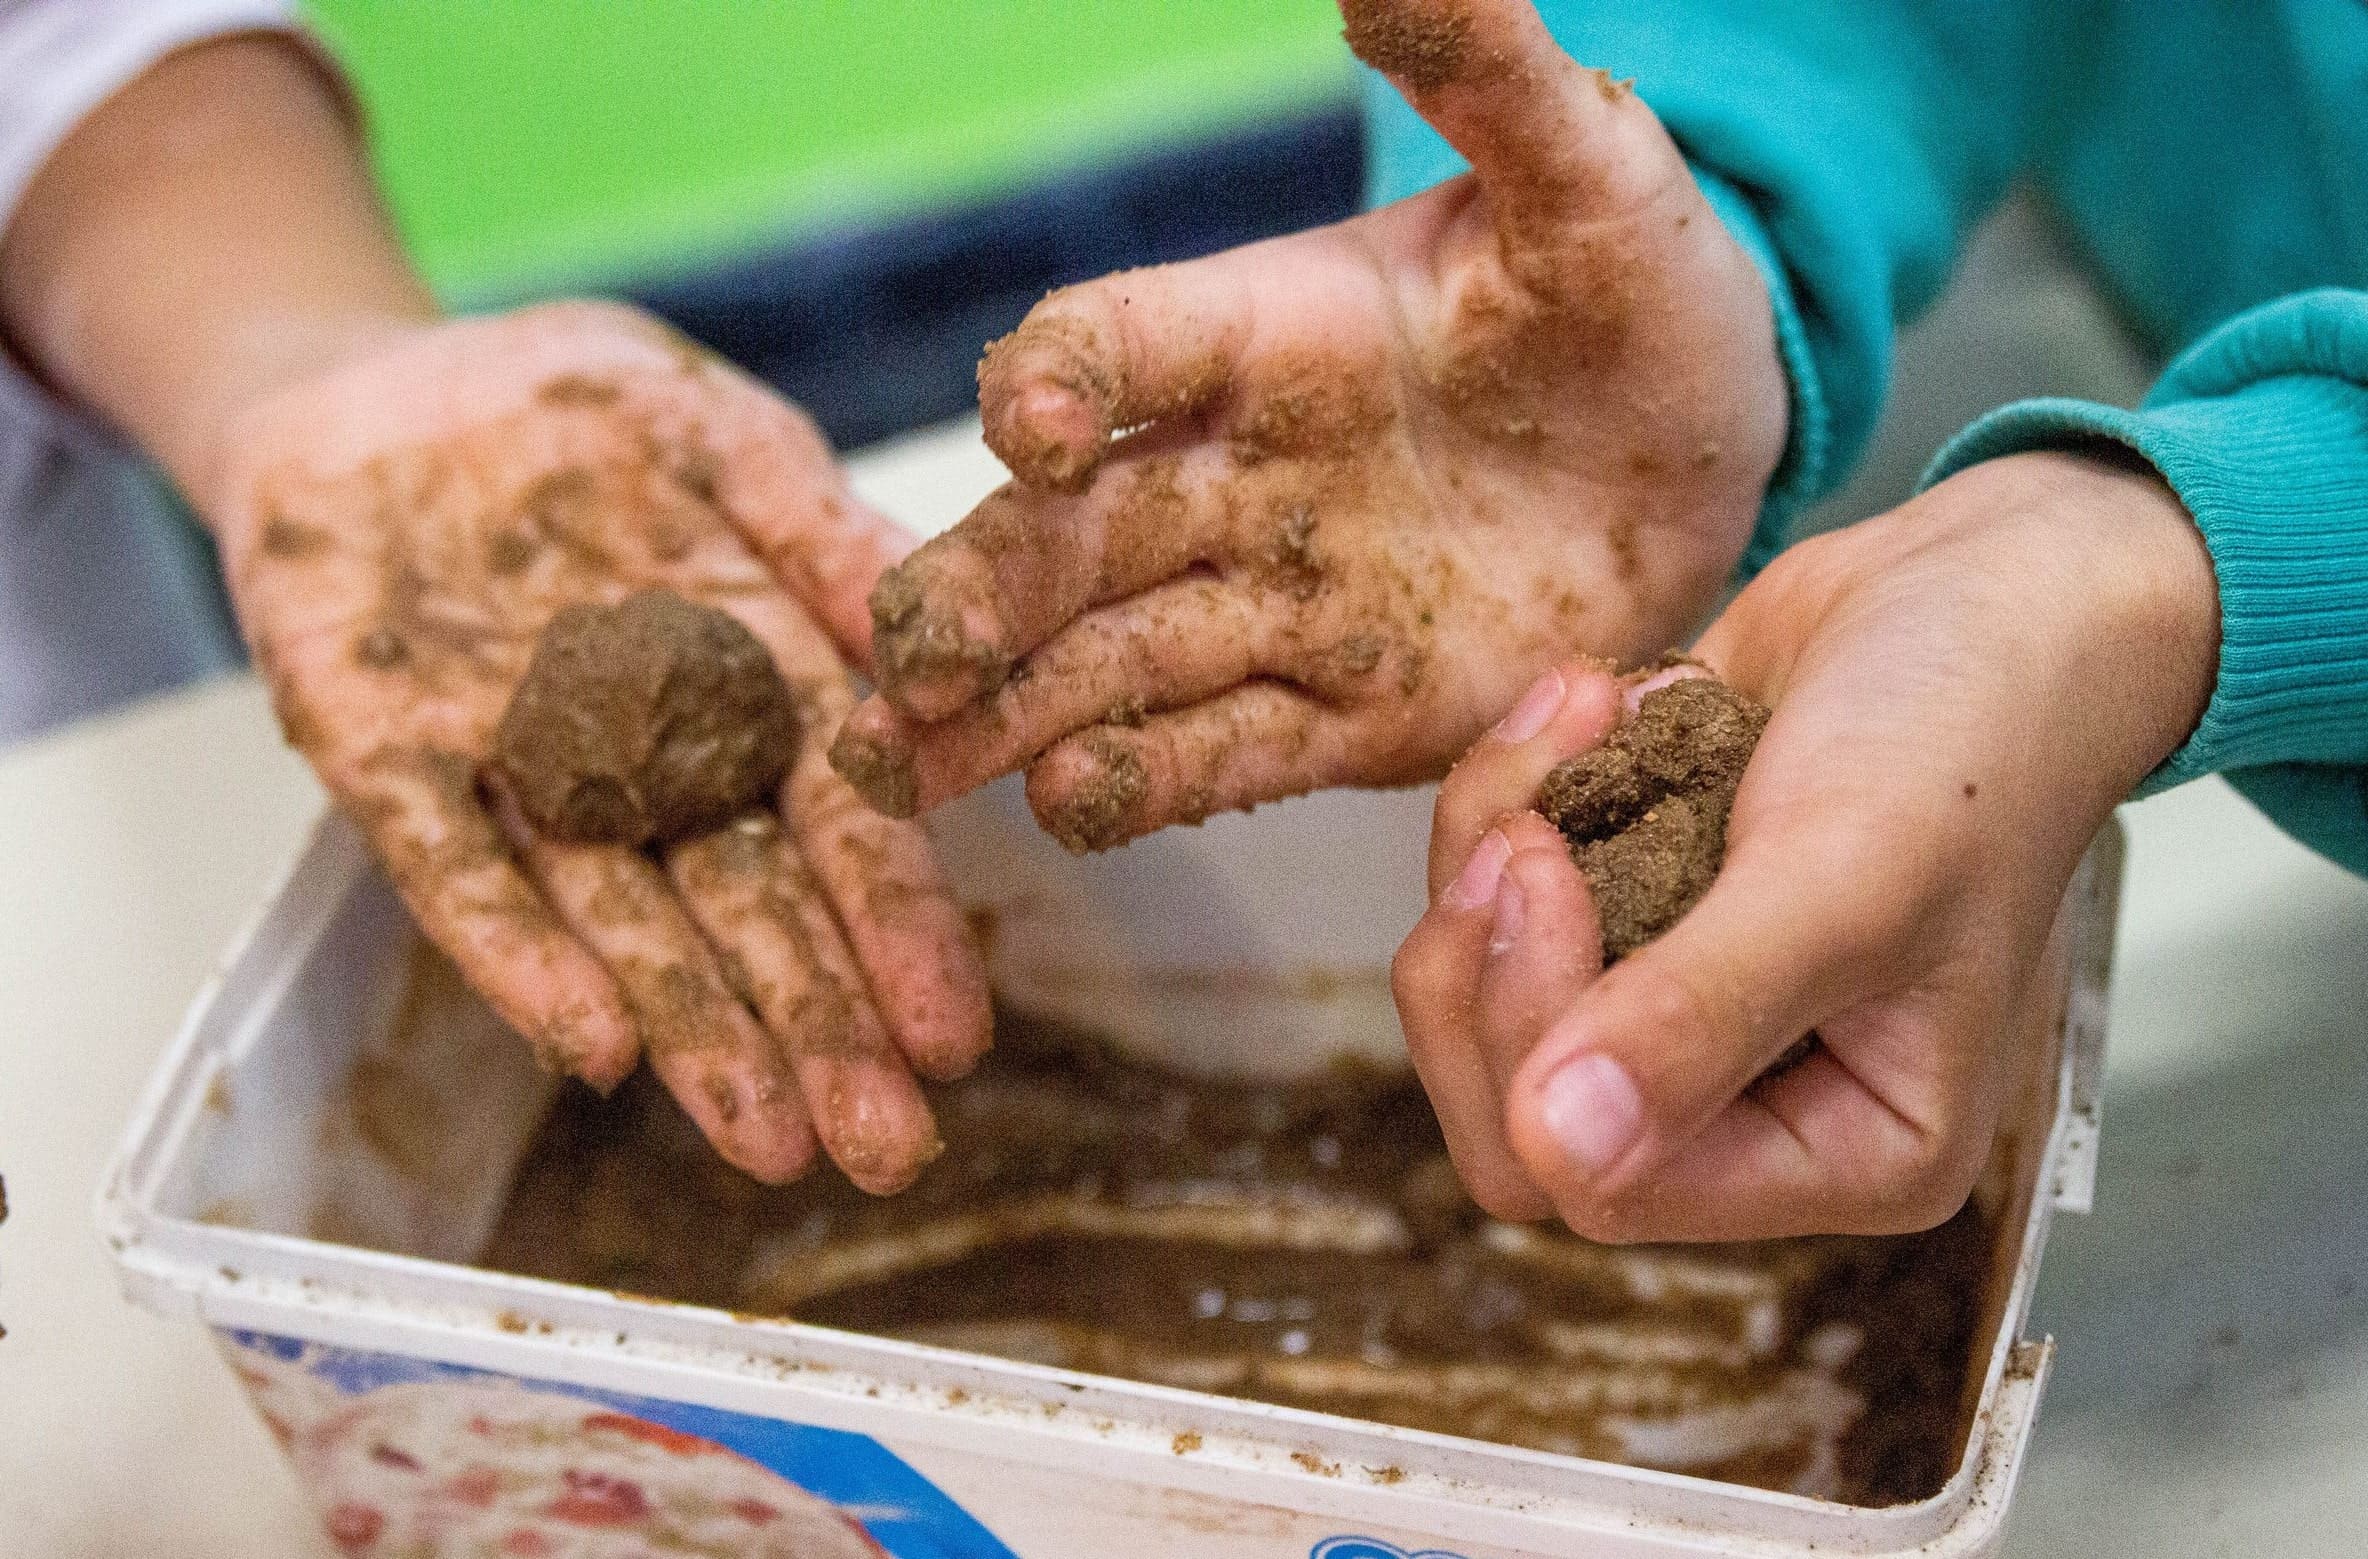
102, 784, 2116, 1557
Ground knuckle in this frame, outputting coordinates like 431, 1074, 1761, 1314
1552, 1188, 1644, 1245
1389, 933, 1450, 1013
1873, 1130, 1982, 1234
1608, 957, 1730, 1055
1465, 1168, 1552, 1224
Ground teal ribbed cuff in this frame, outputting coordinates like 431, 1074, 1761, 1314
1925, 291, 2368, 837
1693, 169, 1831, 576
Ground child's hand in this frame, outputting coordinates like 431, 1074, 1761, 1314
1394, 451, 2219, 1237
211, 302, 989, 1192
829, 0, 1787, 849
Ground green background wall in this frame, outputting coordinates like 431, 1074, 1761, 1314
300, 2, 1353, 297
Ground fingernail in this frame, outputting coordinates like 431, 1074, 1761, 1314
1494, 669, 1568, 743
1536, 1052, 1645, 1176
1622, 663, 1708, 715
1488, 872, 1526, 955
1443, 829, 1512, 910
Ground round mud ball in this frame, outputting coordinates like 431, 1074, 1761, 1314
495, 589, 799, 847
1536, 670, 1770, 961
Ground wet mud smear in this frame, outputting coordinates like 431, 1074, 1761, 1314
1539, 672, 1769, 960
495, 589, 798, 846
483, 1011, 1987, 1505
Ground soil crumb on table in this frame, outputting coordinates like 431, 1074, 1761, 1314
481, 1010, 1988, 1505
1538, 671, 1769, 959
494, 589, 798, 846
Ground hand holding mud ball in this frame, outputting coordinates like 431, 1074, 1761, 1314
1397, 452, 2219, 1239
828, 0, 1787, 848
213, 306, 989, 1192
1, 34, 992, 1189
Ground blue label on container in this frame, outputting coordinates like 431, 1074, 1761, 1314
1311, 1541, 1473, 1559
220, 1328, 1017, 1557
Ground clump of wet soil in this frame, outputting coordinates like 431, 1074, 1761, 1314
480, 1008, 1990, 1506
1538, 671, 1769, 959
495, 589, 798, 846
1340, 0, 1472, 93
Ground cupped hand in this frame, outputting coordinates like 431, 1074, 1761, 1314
209, 301, 990, 1192
829, 0, 1786, 851
1394, 450, 2219, 1238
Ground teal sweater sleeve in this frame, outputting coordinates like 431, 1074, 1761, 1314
1365, 2, 2368, 869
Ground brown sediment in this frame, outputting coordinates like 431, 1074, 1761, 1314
1340, 0, 1471, 94
493, 589, 799, 848
538, 373, 622, 408
479, 1007, 1991, 1506
258, 512, 330, 559
1537, 671, 1768, 959
1229, 368, 1390, 467
868, 563, 1014, 706
345, 745, 539, 926
827, 722, 921, 820
483, 527, 539, 575
1034, 729, 1149, 854
354, 627, 409, 669
1428, 268, 1633, 450
978, 313, 1120, 492
1262, 494, 1324, 579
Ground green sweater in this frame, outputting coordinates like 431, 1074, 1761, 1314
1367, 1, 2368, 873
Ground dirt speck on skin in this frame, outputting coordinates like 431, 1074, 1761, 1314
868, 564, 1014, 706
1538, 670, 1768, 959
828, 722, 921, 820
1340, 0, 1471, 93
259, 512, 330, 559
538, 373, 622, 408
494, 589, 799, 847
978, 312, 1121, 492
1036, 730, 1149, 854
354, 627, 409, 670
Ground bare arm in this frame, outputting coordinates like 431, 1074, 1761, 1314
0, 31, 437, 512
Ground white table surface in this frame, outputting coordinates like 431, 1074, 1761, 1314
4, 417, 2366, 1558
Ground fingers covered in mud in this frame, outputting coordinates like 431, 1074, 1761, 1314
339, 744, 642, 1092
977, 263, 1248, 493
490, 796, 820, 1186
1023, 683, 1381, 853
833, 576, 1288, 819
864, 452, 1232, 723
781, 725, 992, 1085
667, 818, 944, 1195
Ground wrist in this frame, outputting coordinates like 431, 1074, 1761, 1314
1970, 450, 2223, 793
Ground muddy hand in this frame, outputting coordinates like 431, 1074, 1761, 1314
831, 0, 1786, 851
1398, 452, 2219, 1240
211, 303, 989, 1192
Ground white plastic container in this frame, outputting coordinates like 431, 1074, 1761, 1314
101, 789, 2119, 1559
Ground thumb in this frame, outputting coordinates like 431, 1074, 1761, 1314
1341, 0, 1686, 238
1501, 805, 1910, 1227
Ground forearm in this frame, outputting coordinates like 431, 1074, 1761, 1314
0, 32, 437, 515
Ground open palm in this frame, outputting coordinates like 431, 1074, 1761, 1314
831, 0, 1787, 851
212, 302, 987, 1191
